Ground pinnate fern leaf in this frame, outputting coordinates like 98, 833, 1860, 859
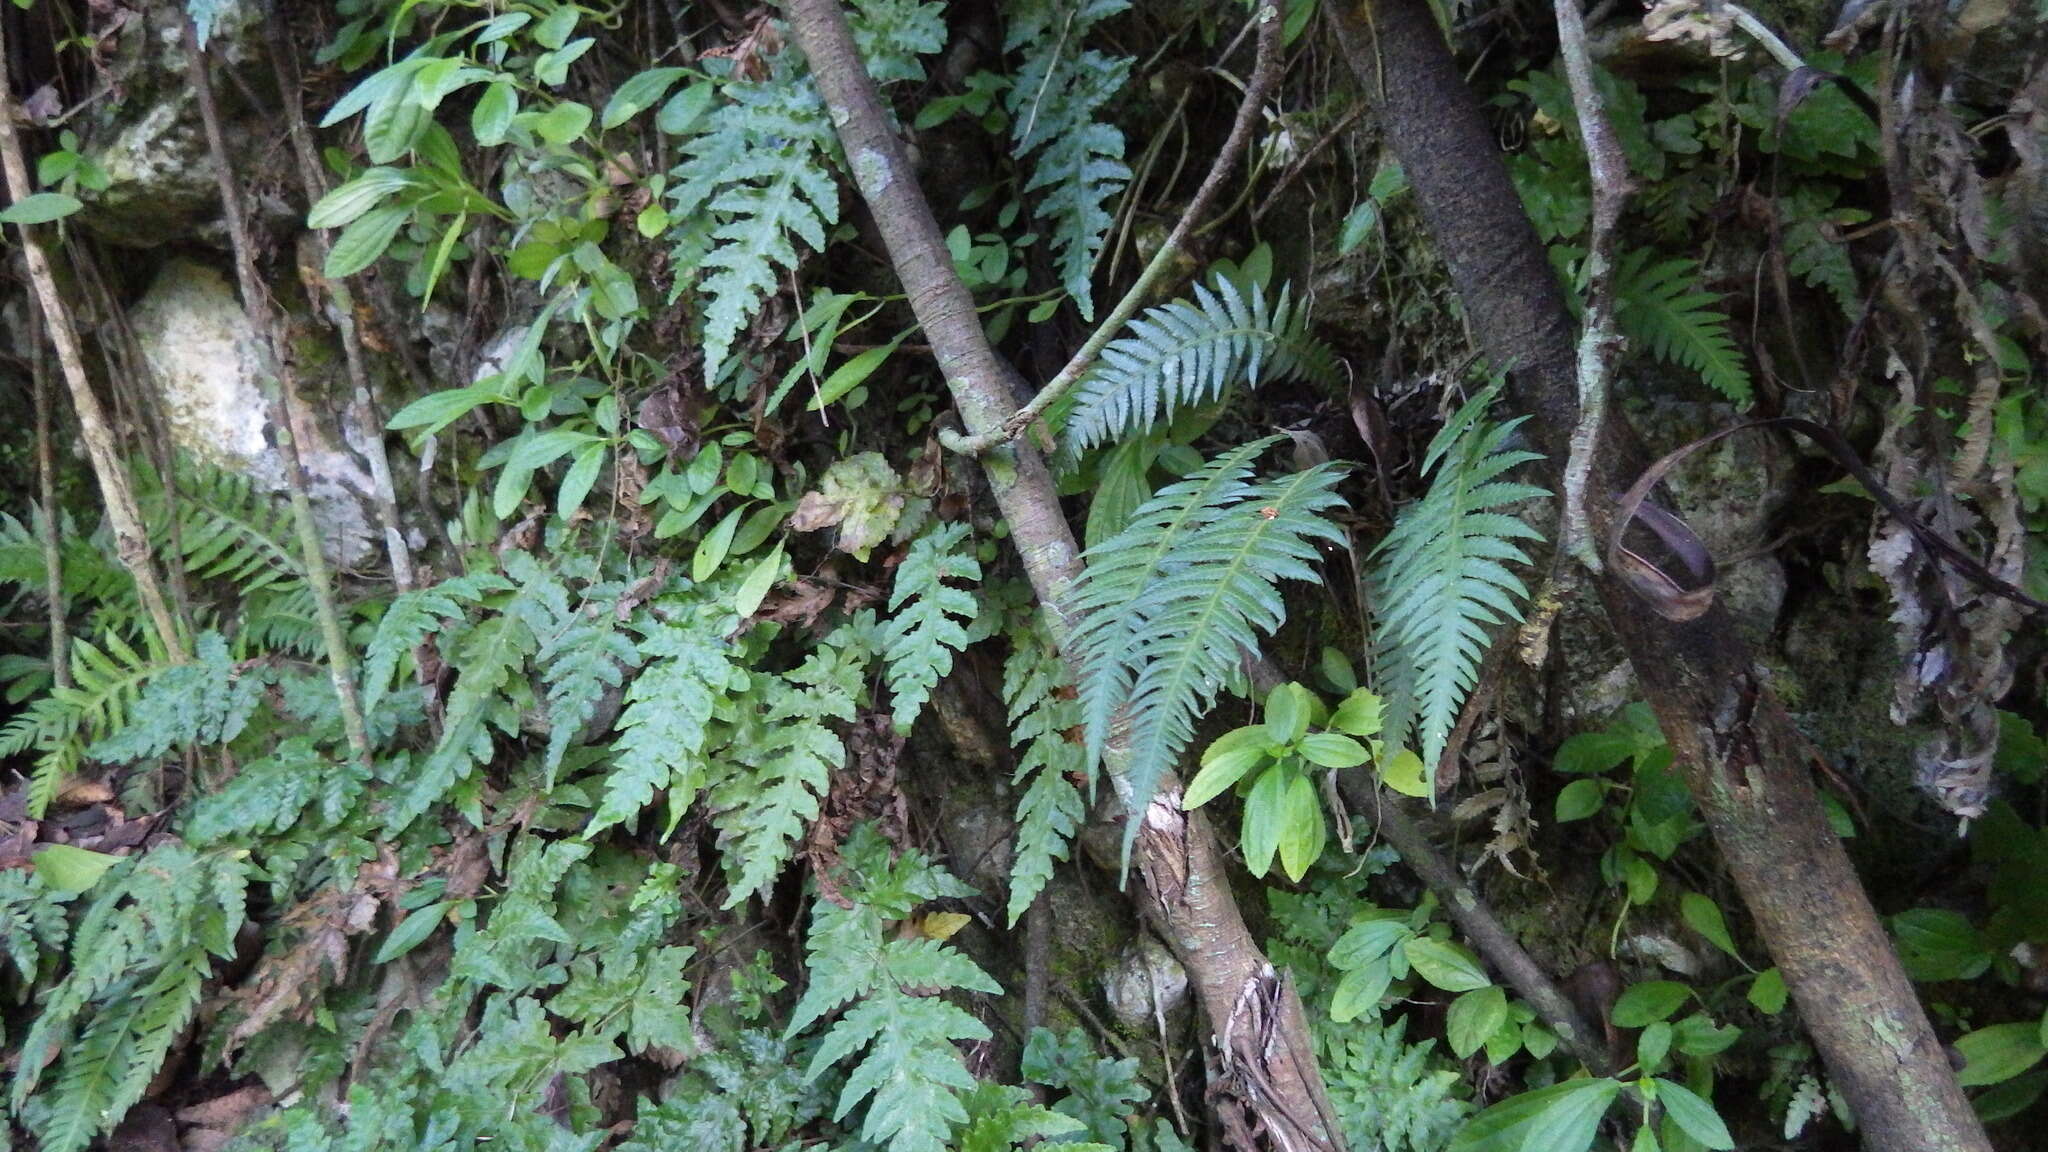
1062, 277, 1337, 455
1614, 250, 1752, 407
791, 826, 997, 1152
667, 76, 839, 381
880, 522, 982, 733
1371, 388, 1546, 785
585, 595, 744, 836
1002, 624, 1086, 925
1070, 438, 1345, 865
1007, 0, 1134, 318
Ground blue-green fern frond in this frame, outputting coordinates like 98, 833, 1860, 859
1061, 277, 1337, 456
1614, 250, 1752, 407
1069, 438, 1345, 865
1371, 389, 1546, 786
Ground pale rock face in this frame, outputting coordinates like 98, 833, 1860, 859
128, 258, 376, 564
1101, 933, 1191, 1030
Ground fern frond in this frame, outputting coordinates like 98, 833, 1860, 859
537, 594, 640, 782
880, 522, 982, 733
850, 0, 947, 85
792, 827, 997, 1152
0, 632, 170, 817
1116, 466, 1346, 861
359, 572, 507, 720
88, 632, 265, 764
1614, 250, 1752, 407
667, 76, 840, 380
146, 464, 306, 595
1070, 438, 1343, 864
1371, 389, 1546, 783
1006, 0, 1134, 318
710, 631, 864, 905
1061, 277, 1337, 455
0, 510, 130, 607
1002, 624, 1085, 926
585, 595, 743, 836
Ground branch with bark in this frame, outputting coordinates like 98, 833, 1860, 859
1333, 3, 1989, 1149
0, 21, 186, 664
784, 3, 1344, 1147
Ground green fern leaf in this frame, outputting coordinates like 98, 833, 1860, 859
1371, 388, 1546, 782
1002, 625, 1085, 925
537, 592, 640, 782
1062, 277, 1337, 455
360, 572, 506, 720
1, 632, 170, 817
1070, 439, 1344, 864
791, 827, 998, 1152
88, 632, 265, 764
880, 522, 983, 733
667, 76, 839, 380
850, 0, 947, 85
586, 596, 743, 836
1007, 0, 1134, 318
1614, 250, 1752, 406
144, 463, 307, 594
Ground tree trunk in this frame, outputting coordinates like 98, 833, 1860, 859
786, 3, 1345, 1147
1334, 4, 1989, 1149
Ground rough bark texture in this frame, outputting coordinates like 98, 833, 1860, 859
1336, 3, 1989, 1149
786, 3, 1343, 1147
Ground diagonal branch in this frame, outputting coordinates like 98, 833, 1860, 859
1553, 0, 1632, 572
941, 6, 1284, 456
0, 24, 187, 663
783, 3, 1344, 1147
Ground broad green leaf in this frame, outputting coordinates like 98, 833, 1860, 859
1276, 773, 1326, 881
532, 101, 593, 146
1329, 958, 1393, 1024
1652, 1079, 1734, 1150
1298, 732, 1369, 769
602, 67, 687, 129
1264, 682, 1312, 745
734, 542, 785, 618
1337, 199, 1379, 255
1555, 778, 1606, 821
0, 191, 82, 225
1241, 764, 1288, 878
307, 167, 417, 228
1957, 1022, 2048, 1087
388, 383, 497, 435
813, 338, 903, 410
557, 442, 606, 520
694, 506, 743, 583
1447, 985, 1509, 1058
1184, 727, 1271, 809
325, 205, 410, 278
473, 81, 518, 144
1379, 747, 1429, 798
1892, 907, 1993, 982
31, 844, 118, 892
1636, 1020, 1672, 1071
533, 3, 578, 49
1669, 1012, 1741, 1057
1747, 967, 1787, 1015
374, 900, 452, 963
657, 82, 715, 135
1680, 892, 1741, 961
1404, 937, 1490, 993
1611, 981, 1691, 1027
1330, 688, 1383, 736
1450, 1076, 1620, 1152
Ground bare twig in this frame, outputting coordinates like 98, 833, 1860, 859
0, 25, 187, 662
263, 3, 415, 591
182, 15, 370, 760
1554, 0, 1633, 572
940, 6, 1285, 456
29, 305, 69, 689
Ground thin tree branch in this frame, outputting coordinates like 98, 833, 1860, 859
182, 16, 370, 761
1554, 0, 1631, 572
263, 4, 416, 591
29, 303, 69, 690
0, 23, 187, 663
940, 6, 1284, 456
783, 3, 1343, 1146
